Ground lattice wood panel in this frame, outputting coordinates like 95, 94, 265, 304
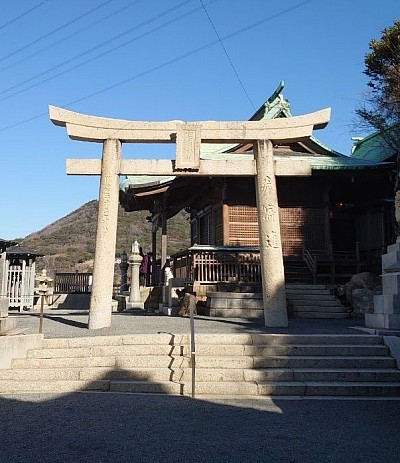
226, 205, 326, 255
228, 206, 259, 246
280, 207, 326, 255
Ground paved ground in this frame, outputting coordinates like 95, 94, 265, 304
9, 309, 367, 338
0, 392, 399, 463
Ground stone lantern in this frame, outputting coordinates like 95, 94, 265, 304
126, 241, 144, 310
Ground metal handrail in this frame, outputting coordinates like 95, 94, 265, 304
189, 300, 196, 398
302, 248, 317, 284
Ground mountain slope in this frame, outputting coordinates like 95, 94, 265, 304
20, 200, 190, 274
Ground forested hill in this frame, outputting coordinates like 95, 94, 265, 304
20, 200, 190, 274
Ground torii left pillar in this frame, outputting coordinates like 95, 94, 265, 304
88, 139, 121, 329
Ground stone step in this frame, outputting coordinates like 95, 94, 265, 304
286, 284, 328, 290
26, 344, 177, 359
289, 299, 343, 307
192, 381, 400, 396
0, 367, 181, 382
292, 305, 347, 312
4, 366, 399, 386
252, 356, 397, 369
193, 355, 396, 370
39, 334, 384, 348
181, 344, 389, 357
287, 294, 338, 301
12, 355, 185, 370
0, 379, 182, 395
293, 312, 350, 319
184, 334, 384, 346
286, 289, 331, 295
289, 368, 400, 382
183, 367, 400, 383
256, 382, 400, 397
42, 333, 177, 349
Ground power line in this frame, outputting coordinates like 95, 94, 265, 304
199, 0, 256, 110
0, 0, 212, 101
0, 0, 316, 133
0, 0, 116, 64
0, 1, 49, 32
0, 1, 143, 74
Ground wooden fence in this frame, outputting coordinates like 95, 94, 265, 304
54, 272, 92, 293
172, 247, 261, 284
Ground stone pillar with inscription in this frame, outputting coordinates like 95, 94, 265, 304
254, 139, 288, 327
88, 139, 122, 330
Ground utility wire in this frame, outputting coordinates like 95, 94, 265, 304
199, 0, 256, 110
0, 0, 211, 101
0, 1, 142, 74
0, 0, 116, 64
0, 1, 49, 32
0, 0, 316, 133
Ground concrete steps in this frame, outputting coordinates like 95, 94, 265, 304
1, 333, 399, 397
286, 284, 349, 319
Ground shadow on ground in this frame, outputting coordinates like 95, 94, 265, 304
0, 389, 399, 463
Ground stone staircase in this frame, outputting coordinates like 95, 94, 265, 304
286, 284, 349, 319
284, 259, 313, 284
1, 333, 400, 397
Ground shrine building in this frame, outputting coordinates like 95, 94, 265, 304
119, 83, 394, 297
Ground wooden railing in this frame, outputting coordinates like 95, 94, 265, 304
54, 272, 92, 293
303, 243, 363, 284
302, 248, 317, 284
171, 246, 261, 284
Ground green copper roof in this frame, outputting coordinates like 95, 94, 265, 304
351, 130, 397, 162
120, 82, 387, 191
200, 150, 386, 170
120, 175, 175, 191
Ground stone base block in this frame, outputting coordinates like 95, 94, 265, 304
373, 294, 400, 314
365, 313, 400, 330
0, 317, 17, 334
0, 298, 8, 318
125, 301, 144, 311
0, 333, 43, 369
382, 274, 400, 294
209, 308, 263, 319
207, 292, 263, 319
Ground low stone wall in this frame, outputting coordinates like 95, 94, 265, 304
47, 293, 91, 310
207, 292, 263, 319
0, 334, 43, 369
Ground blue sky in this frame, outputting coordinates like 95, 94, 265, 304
0, 0, 398, 239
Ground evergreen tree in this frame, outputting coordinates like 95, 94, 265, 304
356, 20, 400, 228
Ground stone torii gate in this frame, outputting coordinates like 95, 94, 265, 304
49, 105, 330, 330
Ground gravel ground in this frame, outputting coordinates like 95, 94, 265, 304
9, 310, 366, 338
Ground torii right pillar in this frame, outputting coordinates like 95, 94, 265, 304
255, 139, 288, 326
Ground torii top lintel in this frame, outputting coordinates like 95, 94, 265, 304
49, 105, 331, 145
